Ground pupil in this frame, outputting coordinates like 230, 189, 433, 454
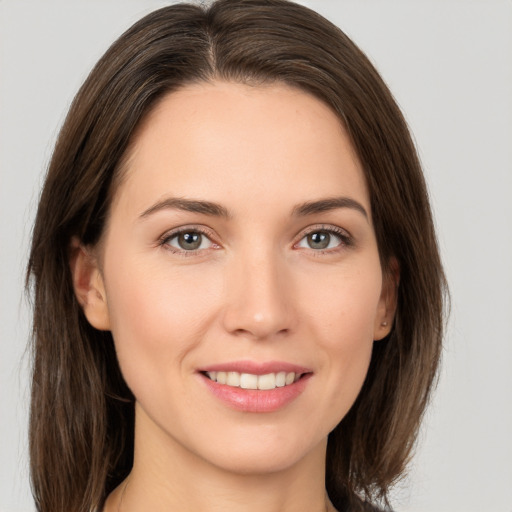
179, 232, 201, 250
308, 231, 330, 249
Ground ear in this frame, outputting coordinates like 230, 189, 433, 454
69, 237, 110, 331
373, 257, 399, 341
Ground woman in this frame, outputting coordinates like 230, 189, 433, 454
27, 1, 447, 511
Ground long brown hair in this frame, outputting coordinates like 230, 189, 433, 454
27, 1, 447, 511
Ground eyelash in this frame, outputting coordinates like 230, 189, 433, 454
158, 224, 353, 256
158, 226, 219, 257
294, 225, 353, 255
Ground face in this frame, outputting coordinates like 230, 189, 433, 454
76, 81, 394, 475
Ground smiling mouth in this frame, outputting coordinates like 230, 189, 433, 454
203, 371, 304, 390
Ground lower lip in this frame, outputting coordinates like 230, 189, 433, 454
200, 373, 311, 413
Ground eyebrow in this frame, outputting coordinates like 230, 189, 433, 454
292, 197, 368, 220
139, 195, 368, 221
139, 197, 230, 219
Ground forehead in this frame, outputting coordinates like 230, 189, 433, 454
112, 80, 369, 218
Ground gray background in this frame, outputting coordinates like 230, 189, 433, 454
1, 1, 511, 511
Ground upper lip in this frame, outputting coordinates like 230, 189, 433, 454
198, 360, 312, 375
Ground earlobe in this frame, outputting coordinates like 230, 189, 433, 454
373, 258, 399, 341
69, 237, 111, 331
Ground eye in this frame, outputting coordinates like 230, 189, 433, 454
164, 230, 214, 252
296, 228, 349, 251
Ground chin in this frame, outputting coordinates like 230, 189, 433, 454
203, 447, 310, 476
188, 424, 327, 476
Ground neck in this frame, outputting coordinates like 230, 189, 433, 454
105, 405, 336, 512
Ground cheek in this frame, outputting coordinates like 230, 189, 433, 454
296, 260, 382, 421
299, 258, 383, 344
102, 254, 222, 392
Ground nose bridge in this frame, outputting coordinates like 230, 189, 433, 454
222, 243, 294, 339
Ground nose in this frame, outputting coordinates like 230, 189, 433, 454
221, 248, 296, 340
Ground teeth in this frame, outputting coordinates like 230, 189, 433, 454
258, 373, 276, 390
227, 372, 240, 387
205, 371, 300, 390
240, 373, 258, 390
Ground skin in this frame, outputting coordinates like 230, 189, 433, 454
71, 81, 396, 512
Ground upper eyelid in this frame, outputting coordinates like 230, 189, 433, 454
157, 223, 352, 248
297, 224, 352, 239
158, 225, 219, 250
293, 224, 354, 251
157, 227, 220, 259
160, 224, 216, 240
